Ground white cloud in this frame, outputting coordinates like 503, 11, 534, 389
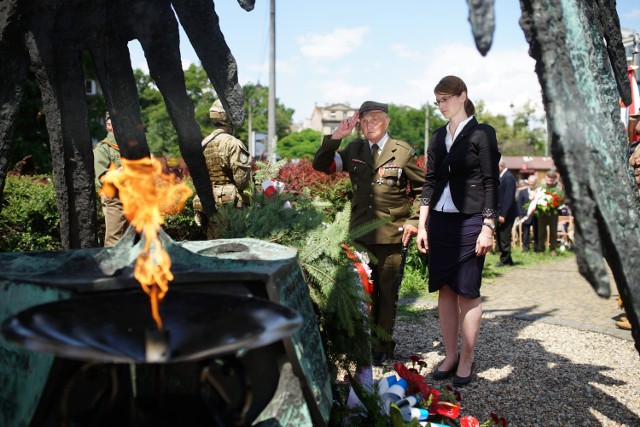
297, 26, 369, 60
625, 8, 640, 19
181, 59, 194, 70
404, 43, 543, 117
317, 79, 372, 105
391, 43, 422, 60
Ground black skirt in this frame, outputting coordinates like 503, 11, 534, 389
427, 210, 485, 298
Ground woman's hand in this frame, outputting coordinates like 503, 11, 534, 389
475, 228, 493, 256
416, 228, 428, 253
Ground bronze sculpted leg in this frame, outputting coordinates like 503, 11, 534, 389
519, 0, 640, 353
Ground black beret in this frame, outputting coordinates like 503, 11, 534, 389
358, 101, 388, 117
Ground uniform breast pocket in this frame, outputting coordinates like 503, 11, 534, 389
350, 162, 367, 175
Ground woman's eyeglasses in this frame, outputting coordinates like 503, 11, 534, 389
433, 94, 457, 106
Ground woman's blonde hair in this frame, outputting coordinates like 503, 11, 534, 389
434, 75, 475, 116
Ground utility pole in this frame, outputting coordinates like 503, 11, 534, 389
247, 99, 255, 158
267, 0, 276, 162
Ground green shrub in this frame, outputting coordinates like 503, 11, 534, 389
0, 175, 62, 252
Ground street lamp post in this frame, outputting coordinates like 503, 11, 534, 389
248, 98, 256, 158
267, 0, 276, 162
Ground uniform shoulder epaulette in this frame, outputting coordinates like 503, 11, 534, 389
98, 138, 119, 151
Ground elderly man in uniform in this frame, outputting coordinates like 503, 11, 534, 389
93, 112, 127, 246
313, 101, 425, 365
193, 99, 252, 239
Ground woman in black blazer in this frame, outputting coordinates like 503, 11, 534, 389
416, 75, 500, 386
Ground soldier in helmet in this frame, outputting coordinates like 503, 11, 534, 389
193, 99, 252, 239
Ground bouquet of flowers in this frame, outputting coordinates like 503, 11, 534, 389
527, 187, 565, 217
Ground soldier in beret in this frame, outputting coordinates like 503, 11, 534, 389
193, 99, 252, 239
313, 100, 425, 365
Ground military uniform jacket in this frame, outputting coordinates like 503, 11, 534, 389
421, 117, 500, 218
313, 135, 425, 245
202, 129, 251, 190
93, 133, 121, 189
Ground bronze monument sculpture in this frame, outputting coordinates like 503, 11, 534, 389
0, 0, 255, 248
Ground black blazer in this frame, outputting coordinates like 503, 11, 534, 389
421, 117, 500, 217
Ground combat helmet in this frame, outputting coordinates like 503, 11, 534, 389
209, 99, 229, 124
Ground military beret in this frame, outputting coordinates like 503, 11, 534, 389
359, 101, 388, 117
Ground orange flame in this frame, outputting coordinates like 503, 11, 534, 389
101, 157, 193, 330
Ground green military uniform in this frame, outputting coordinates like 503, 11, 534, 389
193, 100, 252, 239
93, 132, 127, 246
313, 133, 425, 357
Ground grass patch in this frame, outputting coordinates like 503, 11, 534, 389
483, 246, 575, 283
399, 245, 575, 296
397, 303, 437, 321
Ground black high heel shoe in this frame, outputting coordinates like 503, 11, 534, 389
432, 355, 459, 380
452, 361, 475, 386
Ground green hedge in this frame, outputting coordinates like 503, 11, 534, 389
0, 175, 62, 252
0, 175, 205, 252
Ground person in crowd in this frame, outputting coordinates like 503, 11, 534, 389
517, 174, 538, 252
496, 157, 518, 266
416, 75, 500, 386
535, 169, 564, 255
192, 99, 252, 239
615, 110, 640, 331
93, 112, 127, 246
313, 100, 425, 366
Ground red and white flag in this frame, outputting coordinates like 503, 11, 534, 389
621, 65, 640, 126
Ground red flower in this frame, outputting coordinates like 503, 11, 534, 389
489, 412, 508, 426
409, 355, 421, 364
429, 401, 460, 419
460, 416, 480, 427
393, 362, 434, 397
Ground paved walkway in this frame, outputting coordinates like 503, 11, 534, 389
480, 255, 633, 341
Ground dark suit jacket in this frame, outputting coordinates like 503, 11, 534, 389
498, 169, 518, 222
313, 135, 425, 245
421, 117, 500, 217
516, 187, 535, 225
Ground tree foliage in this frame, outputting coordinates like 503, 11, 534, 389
475, 100, 547, 156
276, 128, 322, 160
236, 82, 295, 147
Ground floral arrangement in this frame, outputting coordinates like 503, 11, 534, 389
388, 355, 507, 427
527, 187, 565, 217
342, 355, 507, 426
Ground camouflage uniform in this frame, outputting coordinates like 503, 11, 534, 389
93, 132, 127, 246
193, 100, 251, 239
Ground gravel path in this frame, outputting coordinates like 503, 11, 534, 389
377, 256, 640, 426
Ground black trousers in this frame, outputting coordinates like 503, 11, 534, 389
521, 216, 537, 251
496, 218, 515, 264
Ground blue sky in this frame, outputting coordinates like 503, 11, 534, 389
129, 1, 640, 124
